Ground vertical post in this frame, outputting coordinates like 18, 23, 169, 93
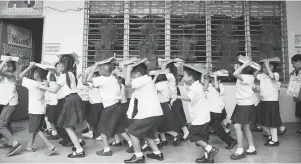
123, 0, 130, 59
82, 0, 90, 71
165, 0, 171, 60
280, 1, 288, 82
205, 1, 212, 71
244, 1, 251, 57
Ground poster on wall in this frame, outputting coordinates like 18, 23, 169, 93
44, 43, 61, 54
293, 33, 301, 54
7, 24, 32, 48
0, 0, 43, 17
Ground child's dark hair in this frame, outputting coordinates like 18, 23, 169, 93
155, 74, 167, 83
49, 73, 56, 82
183, 67, 201, 81
4, 53, 16, 72
103, 63, 115, 74
34, 67, 48, 80
261, 62, 277, 73
59, 55, 77, 88
292, 54, 301, 62
93, 71, 100, 77
131, 63, 147, 76
166, 62, 178, 84
238, 62, 255, 75
117, 76, 125, 85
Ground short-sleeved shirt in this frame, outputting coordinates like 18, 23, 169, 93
77, 77, 89, 101
187, 81, 210, 125
0, 77, 18, 106
88, 82, 102, 104
92, 75, 121, 108
45, 81, 58, 105
257, 73, 280, 101
127, 75, 163, 119
57, 72, 77, 99
166, 73, 177, 98
207, 83, 225, 113
22, 78, 46, 114
236, 75, 255, 106
155, 81, 171, 103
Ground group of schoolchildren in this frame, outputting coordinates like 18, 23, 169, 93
0, 52, 300, 163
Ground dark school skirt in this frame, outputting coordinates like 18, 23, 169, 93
87, 103, 103, 130
188, 123, 210, 143
97, 102, 125, 138
46, 104, 58, 123
158, 102, 180, 133
231, 105, 254, 125
82, 101, 91, 120
128, 116, 164, 139
57, 94, 84, 128
295, 101, 301, 119
121, 102, 131, 128
252, 103, 262, 125
29, 114, 45, 133
221, 108, 227, 120
259, 101, 282, 127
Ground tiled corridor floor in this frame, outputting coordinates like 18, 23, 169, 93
1, 120, 301, 163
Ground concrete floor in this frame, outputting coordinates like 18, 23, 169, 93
0, 121, 301, 163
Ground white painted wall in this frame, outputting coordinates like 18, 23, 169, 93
40, 1, 301, 123
42, 1, 85, 72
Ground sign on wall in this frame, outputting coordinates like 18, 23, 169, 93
7, 24, 32, 48
44, 43, 61, 54
0, 0, 43, 17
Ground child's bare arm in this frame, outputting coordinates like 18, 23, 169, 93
18, 62, 36, 80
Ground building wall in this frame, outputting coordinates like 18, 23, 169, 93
42, 1, 85, 70
41, 1, 301, 123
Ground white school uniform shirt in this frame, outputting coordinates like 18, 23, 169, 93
0, 77, 18, 106
155, 81, 171, 103
187, 81, 211, 125
92, 75, 121, 108
45, 81, 58, 105
127, 75, 163, 119
120, 84, 127, 104
57, 72, 78, 99
166, 73, 177, 98
207, 83, 225, 113
236, 74, 255, 106
257, 73, 280, 101
22, 78, 46, 114
77, 77, 89, 101
88, 82, 102, 104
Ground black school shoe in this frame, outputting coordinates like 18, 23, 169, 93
195, 156, 214, 163
207, 147, 219, 161
72, 140, 86, 151
6, 143, 22, 157
172, 134, 182, 146
96, 149, 113, 156
62, 142, 74, 147
124, 155, 145, 163
251, 127, 263, 132
67, 151, 85, 158
126, 146, 134, 153
245, 150, 257, 155
109, 142, 123, 147
265, 141, 280, 147
230, 152, 246, 160
81, 128, 89, 134
48, 134, 60, 140
225, 140, 237, 150
278, 127, 287, 135
158, 141, 168, 148
146, 153, 164, 161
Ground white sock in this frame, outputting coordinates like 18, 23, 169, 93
280, 126, 286, 131
127, 140, 132, 147
205, 145, 212, 152
104, 147, 111, 152
135, 152, 143, 157
225, 129, 230, 133
142, 143, 149, 149
235, 148, 244, 155
78, 139, 83, 143
76, 147, 83, 153
204, 152, 208, 158
246, 146, 255, 152
51, 130, 58, 135
153, 151, 161, 155
155, 138, 160, 143
12, 141, 18, 147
